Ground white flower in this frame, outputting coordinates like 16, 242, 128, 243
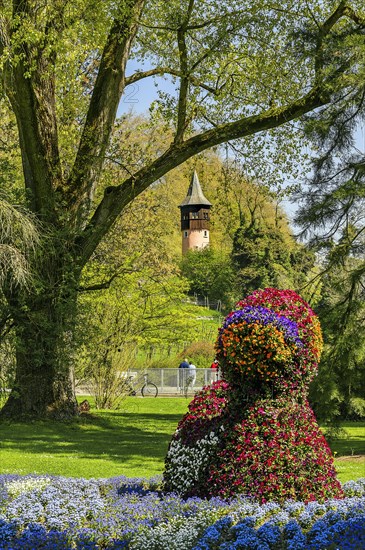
6, 477, 52, 499
165, 432, 221, 494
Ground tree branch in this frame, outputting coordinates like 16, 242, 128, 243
78, 268, 137, 292
315, 1, 365, 81
77, 84, 328, 265
174, 26, 189, 143
174, 0, 196, 144
125, 67, 218, 95
66, 0, 145, 228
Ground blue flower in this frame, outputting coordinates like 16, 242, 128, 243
0, 474, 364, 549
283, 519, 307, 549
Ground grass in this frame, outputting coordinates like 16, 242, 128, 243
0, 397, 189, 478
0, 397, 363, 483
322, 422, 365, 483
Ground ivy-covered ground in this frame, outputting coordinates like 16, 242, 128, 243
0, 474, 364, 549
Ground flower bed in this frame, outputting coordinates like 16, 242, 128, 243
0, 474, 364, 549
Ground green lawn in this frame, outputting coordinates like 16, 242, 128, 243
322, 422, 365, 483
0, 397, 363, 483
0, 398, 189, 478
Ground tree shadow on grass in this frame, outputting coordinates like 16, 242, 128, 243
0, 411, 183, 466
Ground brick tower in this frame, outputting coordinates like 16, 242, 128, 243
179, 171, 212, 255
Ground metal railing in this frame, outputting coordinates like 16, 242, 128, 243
126, 368, 220, 396
75, 368, 220, 397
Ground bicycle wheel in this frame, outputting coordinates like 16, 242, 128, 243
141, 382, 158, 397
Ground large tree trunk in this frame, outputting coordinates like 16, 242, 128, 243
0, 254, 80, 419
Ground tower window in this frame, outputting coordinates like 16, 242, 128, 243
204, 230, 208, 238
184, 231, 188, 238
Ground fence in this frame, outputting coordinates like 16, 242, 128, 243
76, 368, 220, 397
132, 368, 220, 396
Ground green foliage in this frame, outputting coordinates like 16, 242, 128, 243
0, 100, 23, 200
0, 197, 40, 289
180, 341, 215, 369
231, 212, 318, 301
180, 247, 234, 308
210, 162, 317, 301
134, 305, 222, 369
232, 224, 294, 293
349, 397, 365, 419
77, 229, 222, 382
76, 272, 191, 389
309, 250, 365, 421
294, 20, 365, 421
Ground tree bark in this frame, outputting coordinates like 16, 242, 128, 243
0, 252, 80, 419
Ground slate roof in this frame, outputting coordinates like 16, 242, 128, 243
179, 171, 212, 208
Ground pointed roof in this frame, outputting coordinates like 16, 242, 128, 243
179, 171, 212, 208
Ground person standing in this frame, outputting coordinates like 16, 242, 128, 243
178, 358, 189, 392
179, 358, 189, 369
210, 359, 219, 383
188, 361, 197, 389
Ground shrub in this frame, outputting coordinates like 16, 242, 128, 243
180, 341, 215, 369
348, 397, 365, 420
164, 382, 343, 503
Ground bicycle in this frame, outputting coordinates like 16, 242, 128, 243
141, 372, 158, 397
124, 372, 158, 398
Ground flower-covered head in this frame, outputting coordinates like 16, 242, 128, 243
236, 288, 323, 384
215, 306, 304, 392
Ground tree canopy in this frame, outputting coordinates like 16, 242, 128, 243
294, 26, 365, 420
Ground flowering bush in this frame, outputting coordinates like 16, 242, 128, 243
0, 474, 364, 549
207, 398, 343, 503
236, 288, 323, 385
164, 431, 222, 497
164, 382, 344, 503
164, 288, 342, 503
215, 306, 304, 393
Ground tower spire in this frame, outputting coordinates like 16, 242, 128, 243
179, 171, 212, 208
179, 171, 212, 255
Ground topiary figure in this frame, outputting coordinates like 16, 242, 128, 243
163, 289, 344, 503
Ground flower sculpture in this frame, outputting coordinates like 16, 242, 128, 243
164, 289, 344, 503
236, 288, 323, 386
216, 306, 304, 395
